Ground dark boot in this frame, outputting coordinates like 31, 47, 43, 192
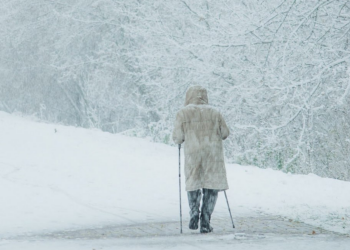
200, 188, 218, 233
187, 189, 201, 230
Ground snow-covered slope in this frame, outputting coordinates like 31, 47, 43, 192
0, 111, 349, 237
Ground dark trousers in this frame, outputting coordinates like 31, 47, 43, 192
187, 188, 218, 231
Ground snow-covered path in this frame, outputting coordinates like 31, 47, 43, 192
2, 215, 350, 250
1, 111, 350, 249
3, 213, 350, 250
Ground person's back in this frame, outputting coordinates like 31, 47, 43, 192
172, 86, 230, 233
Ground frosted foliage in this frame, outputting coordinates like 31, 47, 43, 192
0, 0, 350, 180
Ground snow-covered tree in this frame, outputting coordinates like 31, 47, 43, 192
0, 0, 349, 180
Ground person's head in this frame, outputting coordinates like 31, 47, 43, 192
185, 86, 208, 106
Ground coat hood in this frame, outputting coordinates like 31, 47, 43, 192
185, 86, 208, 106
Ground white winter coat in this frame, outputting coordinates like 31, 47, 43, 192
172, 86, 230, 191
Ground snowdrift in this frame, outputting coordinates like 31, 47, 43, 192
0, 111, 349, 237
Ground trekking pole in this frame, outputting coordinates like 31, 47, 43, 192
178, 144, 183, 234
224, 191, 235, 228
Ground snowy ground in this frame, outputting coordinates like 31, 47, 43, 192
1, 111, 350, 249
3, 234, 350, 250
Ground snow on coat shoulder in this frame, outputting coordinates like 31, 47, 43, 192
172, 86, 230, 191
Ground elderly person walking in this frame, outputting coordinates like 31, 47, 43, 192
172, 86, 230, 233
